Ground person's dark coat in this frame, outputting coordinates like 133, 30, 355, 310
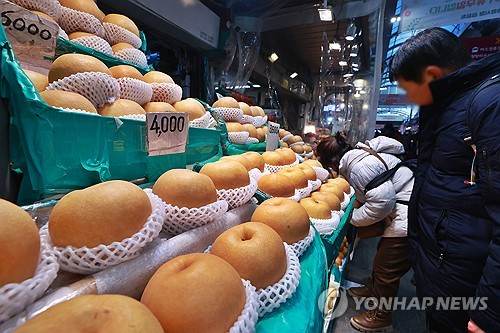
408, 52, 500, 332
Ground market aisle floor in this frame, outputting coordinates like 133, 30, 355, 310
332, 237, 426, 333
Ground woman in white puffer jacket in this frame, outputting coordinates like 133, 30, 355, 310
316, 135, 414, 332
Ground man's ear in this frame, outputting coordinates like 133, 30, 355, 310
423, 66, 447, 82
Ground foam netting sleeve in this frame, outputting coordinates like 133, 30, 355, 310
287, 189, 302, 202
304, 152, 314, 159
10, 0, 62, 22
116, 77, 153, 105
58, 28, 68, 40
59, 6, 105, 37
103, 22, 142, 49
264, 157, 299, 174
216, 177, 258, 210
246, 137, 260, 145
341, 193, 350, 211
150, 82, 183, 104
0, 232, 59, 323
212, 107, 244, 122
119, 114, 146, 121
281, 134, 293, 143
310, 211, 342, 236
71, 36, 112, 55
252, 115, 268, 128
248, 168, 269, 182
349, 186, 355, 199
256, 244, 301, 317
208, 114, 218, 129
46, 72, 120, 108
290, 225, 316, 258
114, 48, 148, 68
312, 166, 329, 181
45, 190, 166, 274
308, 179, 322, 192
230, 279, 259, 333
162, 200, 229, 236
240, 115, 253, 124
189, 111, 211, 128
228, 132, 250, 145
61, 108, 97, 115
288, 142, 305, 148
297, 183, 313, 199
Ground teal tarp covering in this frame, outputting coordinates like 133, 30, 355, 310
255, 231, 328, 332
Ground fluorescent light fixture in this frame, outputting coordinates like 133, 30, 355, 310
343, 73, 353, 78
362, 104, 369, 110
345, 21, 356, 41
390, 17, 397, 23
352, 63, 359, 67
330, 41, 341, 50
339, 60, 348, 66
350, 44, 358, 57
268, 53, 279, 63
290, 72, 298, 78
253, 84, 261, 88
318, 8, 332, 21
340, 103, 345, 109
354, 92, 361, 97
380, 87, 388, 90
353, 67, 359, 71
391, 16, 401, 23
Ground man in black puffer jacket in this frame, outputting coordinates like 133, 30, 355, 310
389, 28, 499, 333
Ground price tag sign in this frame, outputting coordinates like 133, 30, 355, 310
266, 121, 280, 151
146, 112, 189, 156
1, 1, 58, 73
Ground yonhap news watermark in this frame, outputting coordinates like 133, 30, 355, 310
318, 286, 489, 319
352, 296, 488, 312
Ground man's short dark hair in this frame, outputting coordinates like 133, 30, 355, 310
389, 27, 471, 83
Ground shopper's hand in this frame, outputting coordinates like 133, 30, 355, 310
468, 320, 485, 333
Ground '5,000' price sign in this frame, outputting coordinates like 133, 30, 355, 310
146, 112, 189, 156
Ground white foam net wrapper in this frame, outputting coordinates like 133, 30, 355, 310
46, 72, 120, 108
264, 157, 299, 174
349, 186, 355, 199
71, 36, 112, 55
61, 108, 97, 115
290, 225, 315, 257
311, 212, 341, 236
341, 193, 350, 211
297, 183, 313, 199
217, 177, 258, 209
116, 77, 153, 105
58, 28, 68, 40
312, 166, 329, 181
59, 6, 105, 37
228, 131, 250, 145
304, 152, 314, 159
11, 0, 62, 21
114, 48, 148, 68
0, 232, 59, 323
246, 137, 259, 145
208, 114, 218, 128
213, 107, 243, 122
288, 142, 305, 148
281, 134, 293, 143
287, 189, 302, 202
103, 22, 142, 48
119, 114, 146, 121
46, 190, 166, 274
257, 244, 301, 317
241, 115, 254, 124
309, 179, 322, 192
150, 82, 182, 104
162, 200, 228, 236
189, 112, 211, 128
230, 279, 259, 333
248, 168, 269, 182
252, 115, 268, 128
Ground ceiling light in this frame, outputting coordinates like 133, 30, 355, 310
362, 104, 369, 110
345, 21, 356, 41
268, 53, 279, 63
380, 87, 388, 90
354, 92, 361, 98
318, 8, 333, 21
339, 60, 348, 66
340, 103, 345, 109
290, 72, 298, 78
390, 17, 397, 23
253, 84, 261, 88
329, 41, 341, 51
350, 44, 358, 57
352, 63, 359, 67
353, 67, 359, 71
343, 73, 354, 78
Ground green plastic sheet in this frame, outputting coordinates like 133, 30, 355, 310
255, 231, 329, 332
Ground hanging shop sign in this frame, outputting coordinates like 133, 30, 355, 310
400, 0, 500, 32
462, 36, 500, 61
1, 1, 58, 74
146, 112, 189, 156
266, 121, 280, 151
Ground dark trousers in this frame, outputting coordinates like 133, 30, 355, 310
371, 237, 412, 302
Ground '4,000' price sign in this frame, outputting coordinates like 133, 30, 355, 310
146, 112, 189, 156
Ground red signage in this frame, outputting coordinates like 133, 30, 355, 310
462, 36, 500, 61
379, 94, 409, 106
